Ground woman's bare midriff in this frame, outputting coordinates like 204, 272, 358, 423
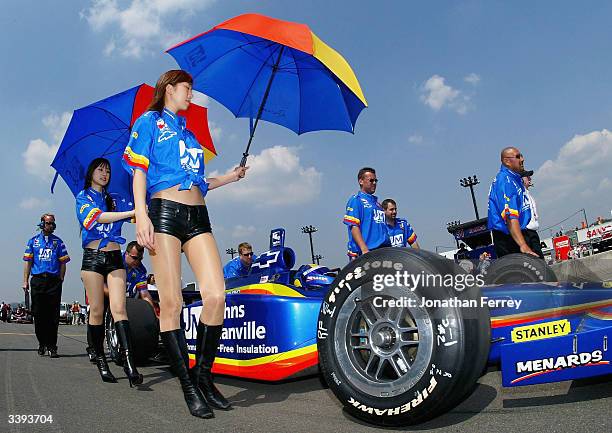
84, 240, 121, 251
151, 185, 205, 206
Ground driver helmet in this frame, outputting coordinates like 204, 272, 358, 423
294, 264, 334, 288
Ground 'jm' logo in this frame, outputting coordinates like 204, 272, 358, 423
391, 234, 404, 247
96, 222, 113, 235
373, 209, 385, 223
179, 140, 203, 172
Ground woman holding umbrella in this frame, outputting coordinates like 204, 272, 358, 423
77, 158, 143, 387
123, 70, 247, 419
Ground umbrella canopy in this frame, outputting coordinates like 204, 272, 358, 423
167, 13, 367, 163
51, 84, 216, 200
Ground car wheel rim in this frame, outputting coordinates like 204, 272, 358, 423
334, 283, 433, 397
106, 314, 118, 354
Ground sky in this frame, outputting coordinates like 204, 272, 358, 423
2, 0, 612, 303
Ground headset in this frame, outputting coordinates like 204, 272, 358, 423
37, 214, 56, 231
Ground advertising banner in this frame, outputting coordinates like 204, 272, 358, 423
553, 235, 571, 261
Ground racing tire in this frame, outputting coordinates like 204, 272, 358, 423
421, 254, 491, 408
105, 298, 159, 365
482, 253, 558, 285
317, 248, 490, 426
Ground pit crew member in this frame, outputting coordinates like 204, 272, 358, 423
487, 147, 537, 257
22, 213, 70, 358
223, 242, 256, 278
520, 170, 544, 258
382, 198, 420, 249
124, 241, 155, 308
343, 167, 390, 259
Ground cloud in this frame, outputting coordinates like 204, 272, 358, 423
231, 225, 256, 239
19, 197, 51, 210
408, 134, 423, 144
208, 121, 222, 143
420, 74, 470, 114
534, 129, 612, 222
192, 91, 210, 107
464, 73, 481, 85
42, 112, 72, 143
82, 0, 216, 58
208, 146, 322, 207
23, 113, 72, 181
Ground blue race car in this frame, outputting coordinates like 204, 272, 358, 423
181, 229, 332, 380
128, 228, 612, 427
316, 248, 612, 426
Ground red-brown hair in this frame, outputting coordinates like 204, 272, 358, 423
147, 70, 193, 113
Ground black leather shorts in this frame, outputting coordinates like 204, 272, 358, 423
149, 198, 212, 245
81, 249, 124, 276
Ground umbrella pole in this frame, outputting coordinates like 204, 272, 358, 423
240, 45, 285, 167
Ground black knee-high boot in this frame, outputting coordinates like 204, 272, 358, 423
114, 320, 143, 387
86, 324, 96, 363
190, 322, 231, 410
89, 324, 117, 383
160, 329, 213, 419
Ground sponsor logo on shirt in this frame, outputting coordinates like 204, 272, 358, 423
390, 234, 404, 247
158, 124, 177, 142
373, 209, 385, 223
38, 249, 52, 261
179, 139, 203, 172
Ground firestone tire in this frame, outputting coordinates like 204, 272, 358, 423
317, 248, 490, 426
482, 253, 558, 285
105, 298, 159, 364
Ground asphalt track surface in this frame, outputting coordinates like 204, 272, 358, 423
1, 323, 612, 433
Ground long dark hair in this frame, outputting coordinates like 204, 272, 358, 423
83, 158, 115, 211
147, 70, 193, 113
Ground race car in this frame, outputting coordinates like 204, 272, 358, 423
182, 228, 333, 380
118, 229, 612, 427
106, 228, 333, 377
316, 248, 612, 426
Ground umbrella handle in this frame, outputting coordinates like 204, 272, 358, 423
240, 152, 249, 168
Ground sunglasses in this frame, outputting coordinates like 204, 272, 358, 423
241, 252, 254, 257
505, 153, 523, 159
129, 254, 143, 261
367, 178, 378, 184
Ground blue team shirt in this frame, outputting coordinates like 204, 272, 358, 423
122, 109, 209, 199
387, 218, 417, 247
76, 188, 132, 249
487, 165, 532, 234
343, 191, 389, 257
223, 256, 256, 279
124, 255, 148, 298
23, 233, 70, 275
